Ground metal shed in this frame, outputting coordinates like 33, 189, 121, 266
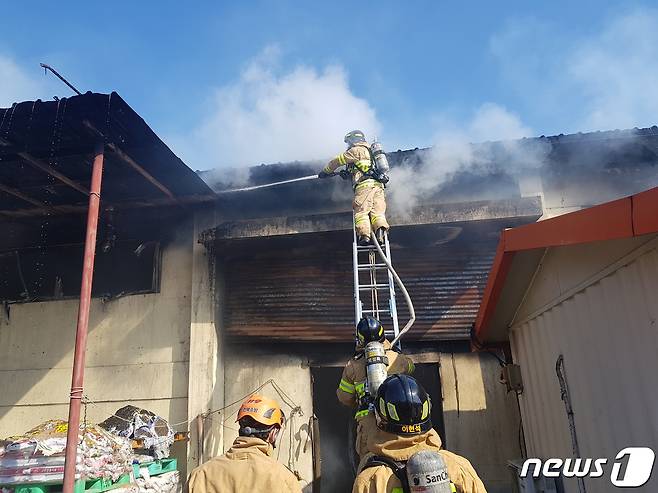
475, 186, 658, 492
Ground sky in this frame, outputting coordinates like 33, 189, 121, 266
2, 1, 658, 169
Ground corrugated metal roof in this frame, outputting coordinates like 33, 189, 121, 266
0, 92, 214, 217
220, 224, 502, 342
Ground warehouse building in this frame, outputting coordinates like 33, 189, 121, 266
1, 92, 657, 492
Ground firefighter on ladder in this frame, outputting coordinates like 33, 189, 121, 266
318, 130, 390, 246
337, 316, 415, 460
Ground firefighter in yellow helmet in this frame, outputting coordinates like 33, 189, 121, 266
319, 130, 390, 246
337, 316, 415, 460
187, 395, 301, 493
353, 375, 487, 493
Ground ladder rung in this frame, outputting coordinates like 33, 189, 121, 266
357, 264, 387, 270
362, 309, 391, 314
358, 284, 389, 289
356, 245, 379, 251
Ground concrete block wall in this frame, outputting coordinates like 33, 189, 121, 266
0, 237, 194, 469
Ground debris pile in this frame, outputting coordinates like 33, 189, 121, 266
0, 420, 132, 484
99, 406, 175, 460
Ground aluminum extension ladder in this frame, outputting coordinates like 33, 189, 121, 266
352, 222, 401, 347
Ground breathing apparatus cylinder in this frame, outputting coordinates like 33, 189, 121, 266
365, 341, 389, 397
406, 450, 453, 493
370, 140, 390, 184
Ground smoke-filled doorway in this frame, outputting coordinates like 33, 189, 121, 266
311, 362, 444, 492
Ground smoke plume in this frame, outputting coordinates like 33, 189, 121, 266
174, 45, 380, 171
387, 104, 548, 216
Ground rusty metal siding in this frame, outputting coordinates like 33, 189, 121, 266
510, 243, 658, 492
221, 232, 496, 342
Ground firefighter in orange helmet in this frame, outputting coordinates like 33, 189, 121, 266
318, 130, 390, 246
337, 316, 415, 460
188, 395, 302, 493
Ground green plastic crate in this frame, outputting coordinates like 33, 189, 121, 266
11, 473, 132, 493
132, 458, 177, 479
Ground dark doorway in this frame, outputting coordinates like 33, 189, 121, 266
311, 366, 354, 493
311, 362, 444, 493
413, 363, 446, 444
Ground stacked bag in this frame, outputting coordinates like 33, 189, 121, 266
0, 420, 132, 485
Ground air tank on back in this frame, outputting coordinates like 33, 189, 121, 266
406, 450, 453, 492
364, 341, 388, 396
370, 140, 390, 173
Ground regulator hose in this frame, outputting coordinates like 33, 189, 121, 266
371, 232, 415, 347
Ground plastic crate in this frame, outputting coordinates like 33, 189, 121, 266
9, 473, 132, 493
132, 459, 177, 479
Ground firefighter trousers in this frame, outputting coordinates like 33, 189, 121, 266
353, 184, 389, 238
355, 413, 379, 459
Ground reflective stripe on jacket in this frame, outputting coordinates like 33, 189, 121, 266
336, 340, 415, 419
322, 142, 376, 189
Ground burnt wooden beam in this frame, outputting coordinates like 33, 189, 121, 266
82, 120, 178, 202
107, 142, 178, 201
0, 182, 49, 208
0, 193, 217, 218
0, 137, 89, 196
206, 196, 544, 241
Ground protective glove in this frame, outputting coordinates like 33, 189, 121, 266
339, 169, 351, 180
318, 170, 332, 179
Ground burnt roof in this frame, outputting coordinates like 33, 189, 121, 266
0, 92, 215, 218
200, 125, 658, 223
201, 126, 658, 192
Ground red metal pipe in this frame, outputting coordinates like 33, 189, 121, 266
62, 144, 104, 493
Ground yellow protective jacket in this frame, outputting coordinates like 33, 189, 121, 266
337, 340, 415, 419
187, 436, 302, 493
353, 429, 487, 493
322, 142, 381, 191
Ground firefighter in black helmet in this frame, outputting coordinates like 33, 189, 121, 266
356, 315, 386, 346
337, 316, 415, 459
353, 375, 487, 493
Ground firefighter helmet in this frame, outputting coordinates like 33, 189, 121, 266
344, 129, 366, 147
375, 375, 432, 435
236, 394, 284, 428
357, 316, 386, 345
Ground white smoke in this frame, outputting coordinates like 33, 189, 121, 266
490, 8, 658, 133
389, 9, 658, 215
0, 55, 44, 107
387, 103, 546, 215
568, 9, 658, 131
175, 45, 380, 170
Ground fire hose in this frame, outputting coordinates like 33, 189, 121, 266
216, 174, 318, 193
370, 231, 415, 347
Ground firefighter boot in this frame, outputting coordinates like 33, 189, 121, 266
376, 227, 387, 245
358, 235, 371, 246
